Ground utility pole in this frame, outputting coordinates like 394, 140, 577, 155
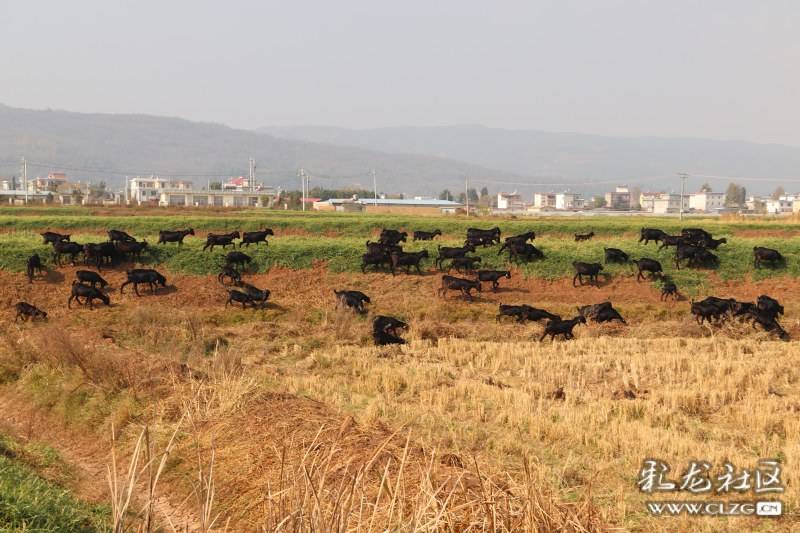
465, 176, 469, 215
249, 157, 256, 192
299, 168, 307, 211
371, 168, 378, 205
678, 172, 688, 220
21, 157, 28, 204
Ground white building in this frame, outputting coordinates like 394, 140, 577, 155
605, 186, 632, 210
128, 176, 194, 205
689, 191, 725, 212
765, 195, 796, 214
497, 191, 526, 210
652, 194, 690, 214
555, 192, 584, 210
533, 192, 557, 209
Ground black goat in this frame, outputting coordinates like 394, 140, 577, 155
390, 250, 428, 275
120, 269, 167, 296
497, 304, 559, 323
578, 302, 625, 324
218, 265, 242, 285
158, 228, 195, 245
757, 295, 784, 319
572, 262, 603, 287
466, 227, 501, 245
632, 258, 663, 281
379, 229, 408, 246
107, 229, 136, 243
225, 251, 252, 271
240, 228, 274, 247
539, 316, 586, 342
226, 289, 256, 309
508, 242, 544, 262
26, 254, 45, 283
476, 270, 511, 292
236, 281, 271, 308
15, 302, 47, 322
574, 232, 594, 242
52, 241, 83, 266
334, 290, 371, 314
498, 231, 536, 255
698, 236, 727, 250
675, 245, 717, 269
413, 229, 441, 241
660, 282, 678, 301
68, 281, 110, 309
750, 311, 790, 340
681, 228, 713, 245
373, 315, 408, 345
361, 251, 392, 273
116, 239, 149, 260
690, 300, 726, 325
658, 235, 685, 250
41, 231, 70, 245
203, 231, 240, 251
436, 244, 476, 270
366, 240, 402, 255
603, 247, 629, 263
438, 275, 481, 301
76, 270, 108, 288
83, 242, 117, 270
447, 256, 482, 274
753, 247, 784, 268
639, 228, 668, 245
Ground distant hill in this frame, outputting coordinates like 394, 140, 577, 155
259, 124, 800, 195
0, 105, 516, 195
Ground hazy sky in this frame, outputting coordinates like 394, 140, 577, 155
2, 1, 799, 145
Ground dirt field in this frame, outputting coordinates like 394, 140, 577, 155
2, 259, 799, 531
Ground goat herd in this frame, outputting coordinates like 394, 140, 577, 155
11, 224, 793, 344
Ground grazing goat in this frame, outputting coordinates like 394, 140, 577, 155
225, 251, 252, 271
203, 231, 240, 251
466, 227, 501, 245
574, 232, 594, 242
438, 275, 481, 301
447, 255, 482, 274
52, 241, 83, 266
632, 258, 663, 281
603, 247, 629, 263
681, 228, 713, 245
76, 270, 108, 288
539, 316, 586, 342
753, 247, 784, 268
498, 231, 536, 255
572, 262, 603, 287
660, 282, 678, 301
476, 270, 511, 292
26, 254, 45, 283
508, 242, 544, 262
226, 289, 256, 309
158, 228, 194, 245
334, 290, 371, 314
218, 265, 242, 285
373, 315, 408, 345
107, 229, 136, 243
116, 239, 148, 260
757, 295, 784, 319
698, 236, 727, 250
658, 235, 685, 250
361, 251, 392, 273
41, 231, 70, 245
496, 304, 559, 323
690, 300, 726, 324
578, 302, 625, 324
68, 281, 110, 309
750, 311, 790, 340
120, 269, 167, 296
366, 240, 402, 255
465, 234, 496, 248
84, 242, 117, 270
413, 229, 441, 241
639, 228, 668, 245
435, 244, 476, 270
379, 229, 408, 246
15, 302, 47, 322
389, 250, 428, 275
236, 281, 271, 308
240, 228, 274, 247
675, 244, 717, 269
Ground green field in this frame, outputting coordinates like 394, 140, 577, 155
1, 209, 799, 293
0, 434, 109, 532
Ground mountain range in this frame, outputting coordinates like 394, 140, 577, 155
1, 103, 799, 196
